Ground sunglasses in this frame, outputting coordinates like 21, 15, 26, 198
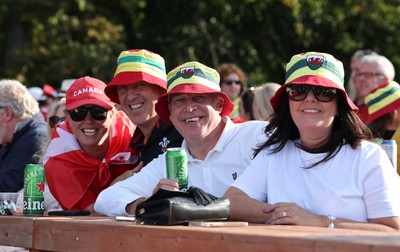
223, 80, 242, 86
48, 115, 66, 128
67, 106, 108, 122
286, 85, 337, 102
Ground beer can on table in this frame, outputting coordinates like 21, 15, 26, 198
380, 140, 397, 170
166, 148, 188, 191
23, 164, 45, 216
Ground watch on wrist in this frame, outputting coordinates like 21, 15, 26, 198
327, 214, 336, 229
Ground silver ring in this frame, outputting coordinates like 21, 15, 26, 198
282, 211, 287, 217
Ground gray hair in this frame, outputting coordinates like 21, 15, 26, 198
351, 49, 377, 62
360, 54, 395, 81
0, 79, 40, 118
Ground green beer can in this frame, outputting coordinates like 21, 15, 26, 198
166, 148, 188, 191
23, 164, 45, 216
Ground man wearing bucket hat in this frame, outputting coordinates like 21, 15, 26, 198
94, 61, 268, 216
355, 54, 395, 122
364, 81, 400, 175
105, 49, 183, 167
43, 76, 139, 212
225, 52, 400, 231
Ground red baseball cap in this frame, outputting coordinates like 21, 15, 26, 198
66, 76, 114, 110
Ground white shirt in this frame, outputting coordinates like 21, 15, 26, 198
94, 117, 268, 216
232, 140, 400, 222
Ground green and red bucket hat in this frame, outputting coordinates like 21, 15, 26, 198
270, 52, 358, 112
105, 49, 167, 104
155, 61, 234, 124
365, 81, 400, 123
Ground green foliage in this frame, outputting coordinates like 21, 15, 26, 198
1, 0, 400, 90
2, 1, 125, 87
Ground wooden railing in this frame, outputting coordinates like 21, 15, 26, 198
1, 214, 400, 252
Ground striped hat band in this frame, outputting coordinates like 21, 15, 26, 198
105, 49, 167, 104
270, 52, 358, 112
166, 62, 220, 92
285, 52, 344, 88
114, 50, 166, 77
155, 61, 234, 124
365, 81, 400, 123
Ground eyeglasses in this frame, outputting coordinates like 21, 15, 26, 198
286, 85, 337, 102
67, 106, 108, 122
48, 115, 66, 128
356, 72, 384, 78
222, 80, 242, 86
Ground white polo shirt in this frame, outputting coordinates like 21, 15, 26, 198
95, 117, 268, 216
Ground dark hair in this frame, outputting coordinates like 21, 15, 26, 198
241, 87, 255, 120
254, 92, 373, 168
368, 113, 394, 138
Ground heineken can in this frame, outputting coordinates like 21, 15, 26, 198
166, 148, 188, 191
23, 164, 45, 216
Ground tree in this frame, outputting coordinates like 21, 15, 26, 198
1, 0, 400, 90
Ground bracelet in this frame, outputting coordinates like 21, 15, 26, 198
327, 215, 336, 229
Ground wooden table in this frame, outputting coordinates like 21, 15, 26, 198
1, 214, 400, 252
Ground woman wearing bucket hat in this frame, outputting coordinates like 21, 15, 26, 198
225, 52, 400, 231
365, 81, 400, 138
105, 49, 183, 167
43, 76, 139, 212
365, 81, 400, 175
94, 61, 268, 216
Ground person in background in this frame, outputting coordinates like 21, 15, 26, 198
43, 98, 66, 212
252, 82, 281, 121
43, 83, 58, 108
0, 80, 48, 192
28, 86, 48, 119
365, 81, 400, 139
346, 49, 377, 102
43, 76, 138, 213
225, 52, 400, 232
57, 79, 76, 98
46, 98, 66, 137
94, 61, 268, 216
217, 63, 247, 118
355, 54, 395, 122
105, 49, 183, 167
364, 81, 400, 174
239, 87, 255, 120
